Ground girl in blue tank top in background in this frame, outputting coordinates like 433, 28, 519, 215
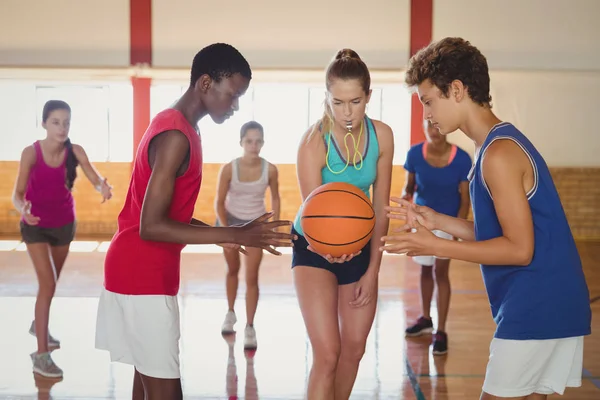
382, 38, 591, 399
402, 119, 472, 356
292, 49, 394, 399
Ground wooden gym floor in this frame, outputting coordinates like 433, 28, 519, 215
0, 239, 599, 399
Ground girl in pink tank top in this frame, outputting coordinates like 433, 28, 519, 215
11, 100, 113, 378
214, 120, 280, 350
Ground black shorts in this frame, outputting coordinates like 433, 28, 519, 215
20, 221, 76, 247
291, 226, 370, 285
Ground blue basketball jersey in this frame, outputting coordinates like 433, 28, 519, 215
293, 117, 380, 235
468, 122, 591, 340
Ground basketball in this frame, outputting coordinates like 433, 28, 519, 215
300, 182, 375, 258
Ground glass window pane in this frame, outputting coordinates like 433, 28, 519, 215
108, 84, 134, 162
252, 83, 309, 164
0, 82, 37, 161
36, 85, 110, 162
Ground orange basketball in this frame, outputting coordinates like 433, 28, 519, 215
300, 182, 375, 258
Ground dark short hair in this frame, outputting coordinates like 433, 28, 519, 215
240, 121, 264, 140
190, 43, 252, 87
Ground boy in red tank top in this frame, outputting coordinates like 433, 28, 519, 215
95, 43, 295, 400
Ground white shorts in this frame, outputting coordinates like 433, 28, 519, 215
95, 287, 181, 379
412, 230, 453, 266
483, 336, 584, 397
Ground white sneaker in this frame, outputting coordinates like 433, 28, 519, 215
221, 310, 237, 334
31, 352, 63, 378
244, 325, 257, 350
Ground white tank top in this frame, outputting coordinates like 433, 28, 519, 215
225, 158, 269, 220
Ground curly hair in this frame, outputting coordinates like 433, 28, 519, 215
190, 43, 252, 87
405, 37, 492, 107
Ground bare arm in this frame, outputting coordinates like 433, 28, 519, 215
433, 140, 534, 265
214, 162, 232, 226
139, 130, 239, 244
402, 171, 416, 200
457, 181, 471, 220
190, 218, 209, 227
435, 214, 476, 241
367, 122, 394, 275
73, 144, 104, 188
73, 144, 112, 201
268, 163, 281, 221
296, 126, 325, 201
12, 146, 36, 214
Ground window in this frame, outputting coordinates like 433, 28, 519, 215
0, 81, 132, 162
150, 81, 411, 165
36, 85, 110, 162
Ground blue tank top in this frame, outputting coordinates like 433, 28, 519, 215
293, 116, 380, 235
469, 122, 591, 340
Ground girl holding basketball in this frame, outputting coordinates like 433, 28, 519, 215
292, 49, 394, 399
215, 120, 280, 350
12, 99, 112, 378
401, 119, 472, 356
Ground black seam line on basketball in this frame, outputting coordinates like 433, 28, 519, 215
304, 225, 375, 246
302, 215, 375, 220
307, 189, 374, 212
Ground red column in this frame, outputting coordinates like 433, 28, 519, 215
409, 0, 433, 145
130, 0, 152, 158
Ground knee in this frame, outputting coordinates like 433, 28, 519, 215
420, 266, 433, 279
433, 265, 449, 282
245, 274, 259, 289
38, 280, 56, 297
340, 339, 366, 363
226, 264, 240, 276
312, 344, 341, 374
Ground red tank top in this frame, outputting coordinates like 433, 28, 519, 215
104, 109, 203, 295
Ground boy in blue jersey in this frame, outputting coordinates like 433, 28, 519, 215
381, 37, 591, 399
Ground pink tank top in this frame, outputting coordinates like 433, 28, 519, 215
225, 158, 269, 220
23, 141, 75, 228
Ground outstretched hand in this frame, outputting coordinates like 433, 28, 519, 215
99, 178, 113, 203
21, 200, 40, 226
380, 218, 438, 256
385, 196, 438, 233
236, 212, 297, 255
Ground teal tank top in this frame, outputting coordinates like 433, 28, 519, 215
293, 116, 380, 235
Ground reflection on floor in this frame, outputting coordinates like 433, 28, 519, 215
1, 240, 599, 399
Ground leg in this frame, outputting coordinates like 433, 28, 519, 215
244, 247, 263, 326
27, 243, 56, 354
293, 266, 340, 400
224, 247, 241, 312
335, 280, 378, 400
419, 264, 435, 319
50, 244, 71, 281
139, 373, 182, 400
405, 260, 434, 337
132, 368, 145, 400
433, 258, 451, 332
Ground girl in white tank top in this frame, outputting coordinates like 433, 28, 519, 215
214, 121, 280, 351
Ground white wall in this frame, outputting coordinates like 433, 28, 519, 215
433, 0, 600, 71
0, 0, 130, 67
434, 0, 600, 166
151, 0, 410, 69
